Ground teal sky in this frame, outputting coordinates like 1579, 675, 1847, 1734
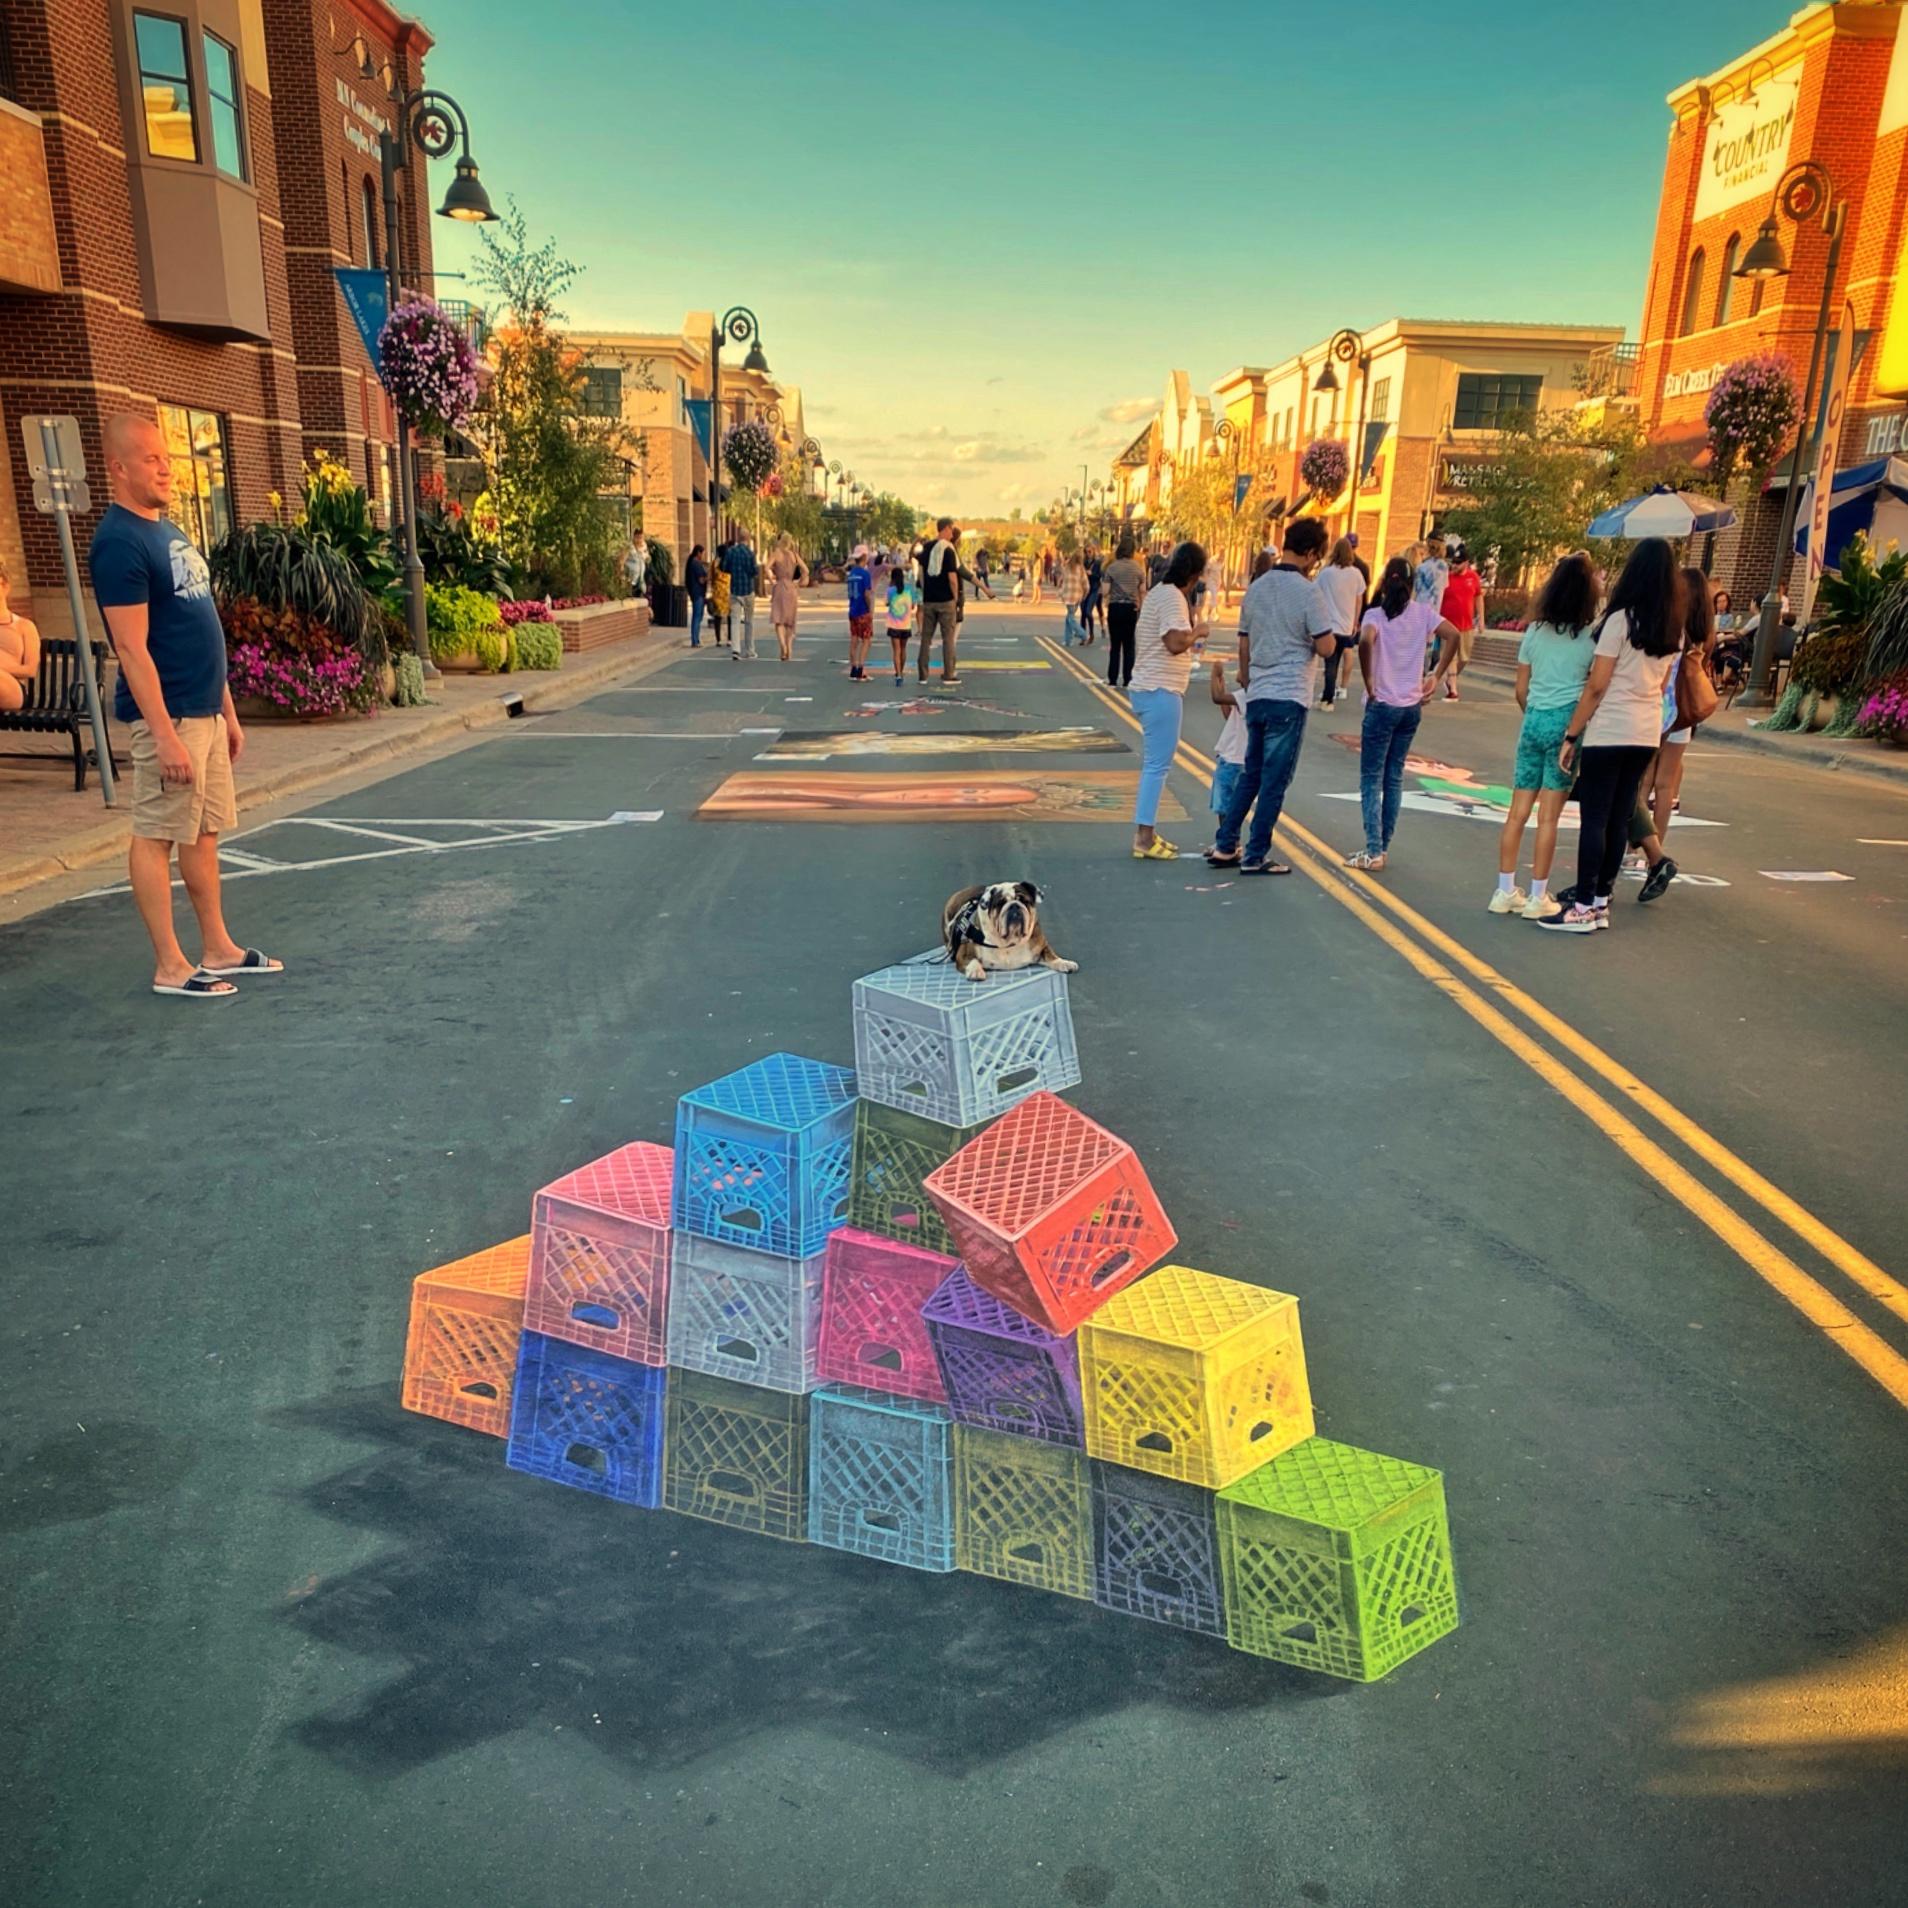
423, 0, 1765, 517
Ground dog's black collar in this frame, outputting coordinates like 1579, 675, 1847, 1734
949, 896, 1001, 950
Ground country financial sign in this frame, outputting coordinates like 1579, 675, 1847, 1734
1693, 76, 1799, 224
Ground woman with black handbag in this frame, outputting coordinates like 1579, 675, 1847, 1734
1625, 567, 1720, 904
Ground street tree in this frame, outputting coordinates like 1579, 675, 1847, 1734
469, 201, 634, 596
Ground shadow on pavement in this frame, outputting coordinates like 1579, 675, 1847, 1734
275, 1388, 1320, 1780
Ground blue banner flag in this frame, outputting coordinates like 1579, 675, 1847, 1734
684, 398, 714, 463
1359, 420, 1389, 481
1232, 472, 1253, 513
334, 268, 389, 369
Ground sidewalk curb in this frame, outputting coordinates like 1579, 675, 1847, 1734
1466, 658, 1908, 793
0, 634, 684, 902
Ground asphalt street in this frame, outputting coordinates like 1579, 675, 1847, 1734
2, 597, 1906, 1908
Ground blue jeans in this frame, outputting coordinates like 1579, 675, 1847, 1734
689, 590, 706, 645
1129, 687, 1183, 828
1063, 604, 1084, 644
1215, 700, 1308, 864
1359, 700, 1421, 856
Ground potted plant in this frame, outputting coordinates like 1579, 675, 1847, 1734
221, 596, 381, 720
425, 582, 508, 672
645, 539, 684, 627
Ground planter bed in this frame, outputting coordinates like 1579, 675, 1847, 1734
552, 597, 650, 654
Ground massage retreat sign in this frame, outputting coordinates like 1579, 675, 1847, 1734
1694, 75, 1799, 224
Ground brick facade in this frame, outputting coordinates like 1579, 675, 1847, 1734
1636, 0, 1908, 604
0, 0, 437, 636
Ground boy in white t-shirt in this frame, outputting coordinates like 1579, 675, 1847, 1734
1208, 660, 1247, 816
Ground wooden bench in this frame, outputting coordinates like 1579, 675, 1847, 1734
0, 636, 114, 790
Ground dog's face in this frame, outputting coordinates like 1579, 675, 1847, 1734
973, 881, 1043, 950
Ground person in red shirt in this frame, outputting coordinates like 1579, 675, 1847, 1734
1439, 548, 1485, 701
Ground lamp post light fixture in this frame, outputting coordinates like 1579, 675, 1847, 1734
1315, 328, 1371, 543
1732, 160, 1847, 702
799, 436, 823, 498
709, 306, 769, 544
377, 86, 498, 676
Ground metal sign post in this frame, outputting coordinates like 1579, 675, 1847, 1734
23, 414, 113, 806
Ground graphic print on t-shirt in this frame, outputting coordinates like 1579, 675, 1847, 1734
170, 534, 212, 602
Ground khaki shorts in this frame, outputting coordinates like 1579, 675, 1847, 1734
131, 714, 237, 843
1455, 627, 1477, 663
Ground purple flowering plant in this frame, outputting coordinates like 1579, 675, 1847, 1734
227, 638, 379, 717
1704, 355, 1800, 483
1300, 437, 1349, 499
722, 418, 779, 494
379, 297, 481, 437
1855, 679, 1908, 744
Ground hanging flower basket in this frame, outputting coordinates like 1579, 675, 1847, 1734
1704, 355, 1800, 483
1300, 437, 1349, 500
378, 297, 481, 437
722, 418, 779, 495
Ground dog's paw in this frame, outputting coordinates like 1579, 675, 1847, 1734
1044, 957, 1079, 974
959, 960, 987, 981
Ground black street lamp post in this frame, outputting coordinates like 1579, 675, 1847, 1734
1732, 161, 1848, 702
1314, 328, 1371, 547
378, 86, 497, 675
709, 306, 769, 546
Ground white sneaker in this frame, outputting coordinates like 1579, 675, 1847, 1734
1522, 892, 1562, 921
1487, 886, 1527, 915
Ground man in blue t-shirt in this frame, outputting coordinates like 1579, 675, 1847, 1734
89, 413, 281, 999
844, 546, 873, 680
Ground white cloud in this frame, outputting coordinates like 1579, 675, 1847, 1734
1099, 396, 1155, 425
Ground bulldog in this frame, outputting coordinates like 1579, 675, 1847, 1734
942, 881, 1078, 982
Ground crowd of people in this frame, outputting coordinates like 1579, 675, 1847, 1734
1117, 521, 1717, 933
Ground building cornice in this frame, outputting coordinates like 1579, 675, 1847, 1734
339, 0, 435, 57
1666, 0, 1897, 119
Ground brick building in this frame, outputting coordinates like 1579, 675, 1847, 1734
1635, 0, 1908, 602
0, 0, 438, 639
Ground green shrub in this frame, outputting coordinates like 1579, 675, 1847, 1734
211, 522, 384, 662
424, 582, 505, 665
509, 623, 561, 671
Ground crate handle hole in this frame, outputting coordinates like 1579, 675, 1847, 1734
832, 1195, 852, 1220
994, 1400, 1033, 1423
1399, 1604, 1426, 1630
1135, 1431, 1173, 1455
563, 1443, 607, 1477
1281, 1621, 1318, 1645
996, 1065, 1039, 1094
1007, 1540, 1045, 1565
1139, 1570, 1183, 1600
891, 1207, 922, 1231
715, 1336, 759, 1363
899, 1081, 929, 1099
719, 1206, 764, 1233
1089, 1251, 1134, 1289
709, 1469, 758, 1500
1247, 1420, 1275, 1444
571, 1302, 621, 1330
861, 1510, 902, 1532
459, 1380, 498, 1400
858, 1342, 903, 1372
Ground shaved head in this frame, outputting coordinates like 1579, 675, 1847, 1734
103, 411, 171, 515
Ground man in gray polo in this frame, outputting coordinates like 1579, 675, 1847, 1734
1205, 517, 1336, 875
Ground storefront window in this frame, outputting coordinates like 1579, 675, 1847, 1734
1716, 236, 1740, 325
158, 403, 232, 551
1681, 248, 1707, 336
134, 13, 198, 162
1369, 377, 1391, 423
202, 30, 245, 178
1452, 373, 1542, 431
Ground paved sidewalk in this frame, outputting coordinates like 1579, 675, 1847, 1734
0, 624, 686, 899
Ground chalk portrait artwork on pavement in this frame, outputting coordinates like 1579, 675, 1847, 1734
755, 729, 1126, 761
697, 770, 1187, 824
846, 696, 1032, 719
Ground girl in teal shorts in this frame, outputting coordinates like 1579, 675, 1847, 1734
1490, 552, 1600, 922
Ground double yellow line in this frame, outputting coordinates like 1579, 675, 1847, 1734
1037, 632, 1908, 1411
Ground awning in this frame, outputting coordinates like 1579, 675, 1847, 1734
1792, 454, 1908, 568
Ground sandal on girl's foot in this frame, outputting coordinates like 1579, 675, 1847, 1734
153, 970, 238, 1000
1204, 847, 1242, 867
1345, 851, 1386, 871
1132, 838, 1179, 861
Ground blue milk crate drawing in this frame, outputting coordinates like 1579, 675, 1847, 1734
672, 1053, 857, 1257
852, 956, 1081, 1128
665, 1232, 827, 1394
504, 1330, 667, 1506
807, 1385, 958, 1572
